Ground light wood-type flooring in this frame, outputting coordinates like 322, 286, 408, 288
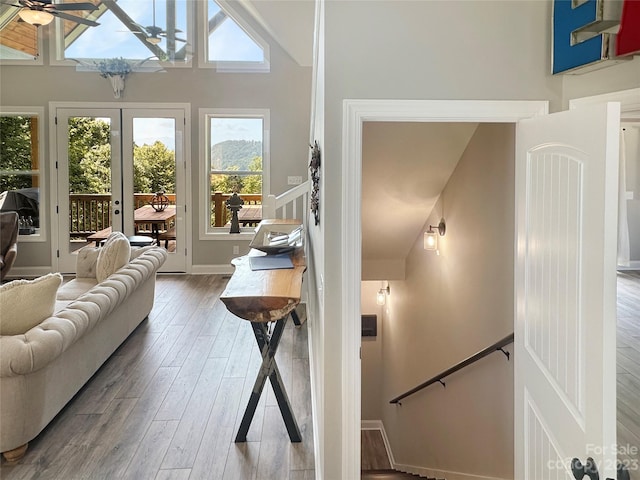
617, 271, 640, 472
0, 274, 315, 480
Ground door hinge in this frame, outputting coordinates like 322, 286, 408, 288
184, 248, 187, 256
56, 250, 60, 258
54, 116, 58, 125
56, 205, 59, 214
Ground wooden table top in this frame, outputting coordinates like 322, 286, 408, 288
221, 244, 306, 323
134, 205, 176, 223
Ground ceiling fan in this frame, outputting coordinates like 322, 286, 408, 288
3, 0, 99, 27
129, 0, 186, 45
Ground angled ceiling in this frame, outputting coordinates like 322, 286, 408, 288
362, 122, 479, 264
239, 0, 314, 66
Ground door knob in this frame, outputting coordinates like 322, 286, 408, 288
114, 209, 120, 215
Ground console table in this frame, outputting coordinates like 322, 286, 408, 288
220, 220, 305, 443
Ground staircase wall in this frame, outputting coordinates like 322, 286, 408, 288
377, 123, 516, 479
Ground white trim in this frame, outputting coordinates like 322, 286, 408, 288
5, 266, 53, 279
198, 108, 270, 240
341, 99, 549, 480
569, 88, 640, 116
190, 264, 234, 275
0, 106, 47, 242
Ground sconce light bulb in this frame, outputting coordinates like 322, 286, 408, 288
376, 289, 386, 306
424, 231, 437, 250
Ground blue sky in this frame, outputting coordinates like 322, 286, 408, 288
65, 0, 262, 62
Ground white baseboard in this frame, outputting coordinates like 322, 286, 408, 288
5, 266, 52, 279
361, 420, 510, 480
618, 261, 640, 271
190, 264, 234, 275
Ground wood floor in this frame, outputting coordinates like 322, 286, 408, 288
617, 271, 640, 472
0, 274, 315, 480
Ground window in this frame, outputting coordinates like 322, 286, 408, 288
0, 7, 43, 64
200, 109, 269, 236
0, 108, 45, 240
199, 0, 269, 72
54, 0, 193, 66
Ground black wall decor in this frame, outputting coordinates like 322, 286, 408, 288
309, 141, 321, 225
361, 314, 377, 337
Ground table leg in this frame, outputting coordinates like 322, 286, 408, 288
290, 308, 301, 327
235, 318, 302, 443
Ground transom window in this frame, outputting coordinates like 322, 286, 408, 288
0, 108, 46, 240
55, 0, 193, 65
200, 109, 269, 236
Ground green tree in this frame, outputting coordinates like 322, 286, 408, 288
67, 117, 111, 193
0, 116, 34, 191
244, 156, 262, 194
133, 141, 176, 194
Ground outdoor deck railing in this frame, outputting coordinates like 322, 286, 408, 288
68, 192, 262, 239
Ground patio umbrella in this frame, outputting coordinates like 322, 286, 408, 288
0, 187, 39, 227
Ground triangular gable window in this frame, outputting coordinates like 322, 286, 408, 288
202, 0, 269, 72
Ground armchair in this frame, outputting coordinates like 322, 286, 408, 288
0, 212, 18, 281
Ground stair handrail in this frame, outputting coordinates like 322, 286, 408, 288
389, 332, 514, 405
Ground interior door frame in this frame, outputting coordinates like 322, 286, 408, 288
340, 99, 548, 479
49, 101, 192, 273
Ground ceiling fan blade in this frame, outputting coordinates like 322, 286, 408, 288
51, 10, 99, 26
52, 2, 98, 11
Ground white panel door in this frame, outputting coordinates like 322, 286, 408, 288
515, 103, 620, 479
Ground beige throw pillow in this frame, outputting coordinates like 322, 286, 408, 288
96, 232, 131, 282
0, 273, 63, 335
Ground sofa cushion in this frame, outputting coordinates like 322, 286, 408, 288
0, 273, 62, 335
56, 278, 99, 301
76, 246, 100, 279
96, 232, 130, 282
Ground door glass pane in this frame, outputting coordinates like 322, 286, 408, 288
132, 117, 177, 252
0, 115, 42, 235
67, 116, 112, 252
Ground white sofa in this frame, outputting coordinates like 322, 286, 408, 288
0, 238, 167, 462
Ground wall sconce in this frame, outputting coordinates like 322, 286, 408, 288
18, 8, 54, 26
376, 284, 390, 306
424, 219, 446, 251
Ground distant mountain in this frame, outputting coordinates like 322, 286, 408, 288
211, 140, 262, 170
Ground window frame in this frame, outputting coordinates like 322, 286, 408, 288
199, 108, 270, 239
0, 7, 44, 65
0, 106, 46, 242
49, 1, 194, 69
197, 0, 270, 73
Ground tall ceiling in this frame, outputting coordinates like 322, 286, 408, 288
240, 0, 315, 66
362, 122, 479, 263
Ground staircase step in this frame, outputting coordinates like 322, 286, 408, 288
361, 470, 428, 479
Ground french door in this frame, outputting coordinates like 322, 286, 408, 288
54, 106, 187, 273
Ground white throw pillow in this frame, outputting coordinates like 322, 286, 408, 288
0, 273, 63, 335
96, 232, 131, 282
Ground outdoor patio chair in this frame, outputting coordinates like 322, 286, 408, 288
0, 212, 19, 281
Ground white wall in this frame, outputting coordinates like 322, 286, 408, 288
0, 3, 311, 271
361, 281, 384, 421
317, 2, 560, 477
623, 124, 640, 262
380, 123, 515, 479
